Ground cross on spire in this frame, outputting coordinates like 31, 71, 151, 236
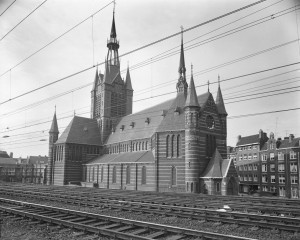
218, 74, 220, 86
191, 63, 193, 75
113, 0, 116, 14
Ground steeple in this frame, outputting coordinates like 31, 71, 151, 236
107, 10, 120, 68
125, 65, 133, 90
176, 26, 188, 95
185, 64, 199, 108
49, 107, 59, 134
216, 75, 227, 116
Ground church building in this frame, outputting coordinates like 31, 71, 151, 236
46, 12, 238, 195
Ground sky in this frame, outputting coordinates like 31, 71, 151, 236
0, 0, 299, 157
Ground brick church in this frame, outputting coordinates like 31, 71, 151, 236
46, 12, 238, 195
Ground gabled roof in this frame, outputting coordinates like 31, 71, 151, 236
49, 111, 59, 133
261, 137, 300, 150
56, 116, 101, 146
236, 134, 260, 146
106, 92, 211, 144
86, 151, 154, 165
201, 148, 223, 178
0, 157, 19, 165
216, 84, 227, 115
27, 156, 48, 165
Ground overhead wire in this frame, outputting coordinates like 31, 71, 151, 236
0, 0, 267, 106
1, 0, 48, 41
0, 0, 17, 17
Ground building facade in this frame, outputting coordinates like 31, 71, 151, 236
47, 12, 238, 195
236, 130, 300, 198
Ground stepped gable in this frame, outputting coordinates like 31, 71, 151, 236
201, 148, 223, 178
56, 116, 101, 145
86, 151, 154, 165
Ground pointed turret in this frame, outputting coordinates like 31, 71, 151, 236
92, 67, 99, 91
185, 65, 199, 108
176, 27, 188, 95
125, 66, 133, 90
49, 109, 59, 134
216, 75, 227, 116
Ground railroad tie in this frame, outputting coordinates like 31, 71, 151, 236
166, 234, 185, 240
145, 231, 165, 239
130, 228, 148, 235
100, 223, 121, 229
113, 225, 135, 232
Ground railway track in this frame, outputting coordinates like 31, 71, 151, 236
0, 184, 300, 218
0, 197, 256, 240
0, 186, 300, 233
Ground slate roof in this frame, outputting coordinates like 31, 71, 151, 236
201, 148, 223, 178
86, 151, 154, 165
185, 74, 199, 108
56, 116, 101, 145
27, 156, 48, 165
236, 134, 260, 146
50, 112, 59, 133
0, 158, 19, 165
261, 137, 300, 150
216, 85, 227, 115
106, 92, 211, 144
0, 151, 9, 158
125, 67, 133, 90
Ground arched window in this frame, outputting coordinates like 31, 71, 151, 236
92, 167, 95, 182
112, 166, 117, 183
171, 166, 177, 186
126, 166, 131, 184
136, 143, 138, 151
216, 182, 220, 192
141, 166, 146, 184
132, 143, 135, 151
191, 182, 194, 192
145, 141, 148, 150
100, 166, 104, 182
166, 135, 169, 157
177, 135, 181, 157
139, 142, 141, 151
171, 135, 175, 157
142, 142, 144, 150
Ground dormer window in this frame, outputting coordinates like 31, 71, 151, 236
161, 110, 168, 117
130, 122, 135, 128
83, 127, 88, 132
120, 125, 125, 131
174, 106, 180, 115
145, 118, 150, 124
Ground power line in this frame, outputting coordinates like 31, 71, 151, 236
0, 0, 17, 17
0, 1, 114, 79
1, 0, 48, 41
0, 0, 266, 106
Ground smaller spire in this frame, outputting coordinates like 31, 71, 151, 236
207, 80, 210, 92
49, 107, 59, 133
125, 65, 133, 91
216, 75, 227, 116
185, 63, 199, 108
178, 26, 186, 76
92, 67, 99, 91
110, 9, 117, 38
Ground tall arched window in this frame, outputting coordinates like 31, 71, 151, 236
145, 141, 148, 150
171, 166, 177, 186
166, 135, 169, 157
177, 135, 181, 157
126, 166, 131, 184
142, 142, 144, 150
100, 166, 104, 182
92, 167, 95, 182
171, 135, 175, 157
216, 182, 220, 192
141, 166, 146, 184
132, 143, 135, 152
139, 142, 141, 151
112, 166, 117, 183
136, 143, 138, 151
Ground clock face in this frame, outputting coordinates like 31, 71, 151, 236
206, 115, 215, 129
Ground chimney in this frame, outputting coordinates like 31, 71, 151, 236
259, 129, 263, 138
270, 132, 274, 140
237, 135, 242, 143
289, 134, 294, 143
9, 152, 13, 158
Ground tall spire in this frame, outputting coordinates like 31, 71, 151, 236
106, 9, 120, 68
49, 107, 59, 133
185, 64, 200, 108
92, 67, 99, 90
110, 11, 117, 38
216, 75, 227, 115
176, 26, 188, 95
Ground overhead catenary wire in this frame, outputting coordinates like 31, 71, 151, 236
1, 0, 48, 41
0, 0, 17, 17
0, 0, 267, 106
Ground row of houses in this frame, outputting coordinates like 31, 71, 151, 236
227, 130, 300, 198
0, 153, 48, 184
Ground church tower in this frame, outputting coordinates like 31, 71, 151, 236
215, 75, 227, 158
47, 109, 59, 185
184, 65, 201, 193
90, 11, 133, 144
